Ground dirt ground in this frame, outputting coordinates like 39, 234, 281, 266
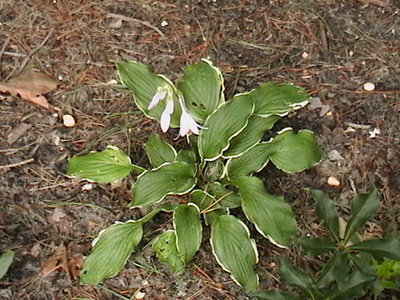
0, 0, 399, 299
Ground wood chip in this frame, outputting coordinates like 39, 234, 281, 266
7, 123, 32, 145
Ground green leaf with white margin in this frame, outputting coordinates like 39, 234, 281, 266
190, 190, 215, 211
312, 190, 341, 241
211, 215, 259, 292
349, 239, 400, 260
117, 61, 181, 127
131, 161, 196, 207
226, 143, 274, 179
153, 230, 185, 274
177, 59, 224, 123
232, 176, 296, 247
0, 250, 14, 280
199, 93, 254, 161
67, 146, 136, 183
207, 182, 242, 209
223, 115, 279, 158
173, 204, 202, 264
344, 186, 379, 243
145, 133, 176, 168
175, 149, 197, 175
251, 82, 309, 117
267, 129, 324, 173
278, 255, 315, 298
80, 221, 143, 284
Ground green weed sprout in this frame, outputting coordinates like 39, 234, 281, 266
67, 59, 323, 292
252, 187, 400, 299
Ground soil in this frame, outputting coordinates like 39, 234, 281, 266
0, 0, 399, 299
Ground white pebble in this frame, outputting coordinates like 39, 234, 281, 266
327, 176, 340, 186
302, 52, 309, 59
63, 114, 76, 127
161, 20, 168, 27
134, 291, 146, 299
363, 82, 375, 91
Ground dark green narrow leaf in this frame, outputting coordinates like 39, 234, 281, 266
177, 59, 224, 122
250, 290, 301, 300
311, 190, 341, 241
316, 251, 349, 289
173, 204, 202, 264
211, 215, 259, 292
81, 221, 143, 284
296, 237, 337, 256
349, 239, 400, 260
278, 256, 315, 298
0, 250, 14, 280
344, 186, 380, 242
67, 146, 135, 183
145, 133, 176, 167
232, 176, 297, 247
153, 231, 185, 274
324, 270, 375, 300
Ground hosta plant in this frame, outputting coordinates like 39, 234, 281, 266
67, 59, 323, 292
252, 187, 400, 299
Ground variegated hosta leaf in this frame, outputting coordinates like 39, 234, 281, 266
251, 82, 309, 117
131, 161, 196, 208
226, 143, 274, 179
173, 204, 202, 264
67, 146, 134, 183
232, 176, 297, 247
153, 230, 185, 274
117, 61, 181, 127
175, 149, 197, 175
211, 215, 259, 292
223, 115, 279, 158
190, 189, 215, 211
207, 182, 242, 209
198, 93, 254, 161
266, 129, 324, 173
80, 221, 143, 284
145, 133, 176, 168
177, 59, 224, 122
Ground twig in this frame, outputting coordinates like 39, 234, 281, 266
0, 158, 34, 169
0, 36, 11, 61
106, 13, 164, 37
6, 28, 54, 80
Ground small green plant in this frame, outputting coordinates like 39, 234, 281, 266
0, 250, 14, 280
67, 59, 324, 292
252, 187, 400, 299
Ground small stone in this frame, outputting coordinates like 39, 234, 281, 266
328, 150, 344, 161
82, 183, 93, 191
63, 114, 75, 127
302, 52, 309, 59
134, 291, 145, 300
107, 79, 118, 85
161, 20, 168, 27
369, 128, 381, 138
327, 176, 340, 186
363, 82, 375, 91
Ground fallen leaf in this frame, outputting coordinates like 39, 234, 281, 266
357, 0, 390, 7
0, 69, 59, 110
40, 244, 84, 279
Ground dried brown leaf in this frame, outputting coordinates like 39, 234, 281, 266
0, 69, 59, 110
357, 0, 390, 7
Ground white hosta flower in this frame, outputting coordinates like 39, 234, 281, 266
148, 87, 168, 110
178, 97, 205, 136
160, 99, 174, 133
